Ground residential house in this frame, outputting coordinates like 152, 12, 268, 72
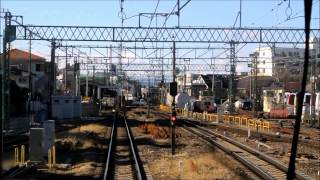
177, 73, 229, 101
5, 49, 50, 115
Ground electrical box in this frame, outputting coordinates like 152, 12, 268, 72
43, 120, 55, 155
29, 128, 44, 162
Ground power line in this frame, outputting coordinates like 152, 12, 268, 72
250, 0, 288, 26
272, 0, 319, 27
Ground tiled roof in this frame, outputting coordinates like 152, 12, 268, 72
285, 82, 300, 91
237, 76, 277, 90
9, 49, 45, 61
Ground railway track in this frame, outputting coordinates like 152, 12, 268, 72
179, 120, 312, 180
103, 113, 147, 180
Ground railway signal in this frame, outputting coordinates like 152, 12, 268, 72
171, 42, 177, 156
169, 82, 177, 96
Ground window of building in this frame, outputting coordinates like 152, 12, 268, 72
259, 68, 265, 73
35, 64, 41, 72
18, 78, 27, 83
289, 52, 293, 57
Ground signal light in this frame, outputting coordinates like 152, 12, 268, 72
171, 115, 177, 122
171, 110, 177, 122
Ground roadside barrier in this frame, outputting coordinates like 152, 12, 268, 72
159, 105, 270, 132
241, 117, 248, 127
48, 146, 56, 170
262, 121, 270, 132
248, 119, 255, 129
14, 145, 25, 166
235, 116, 241, 126
14, 147, 19, 166
21, 145, 25, 165
228, 116, 235, 124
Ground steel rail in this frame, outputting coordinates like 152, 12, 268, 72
180, 120, 311, 180
180, 123, 275, 180
103, 117, 115, 180
103, 114, 146, 180
124, 116, 146, 180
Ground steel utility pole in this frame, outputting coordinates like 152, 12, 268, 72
161, 54, 165, 104
212, 62, 215, 99
0, 11, 13, 176
49, 40, 56, 119
93, 66, 95, 98
74, 57, 78, 96
28, 33, 32, 126
85, 64, 89, 97
147, 74, 150, 118
252, 54, 258, 117
177, 0, 180, 27
65, 46, 68, 91
183, 63, 186, 92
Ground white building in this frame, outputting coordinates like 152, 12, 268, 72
253, 47, 304, 77
252, 37, 319, 77
177, 73, 201, 95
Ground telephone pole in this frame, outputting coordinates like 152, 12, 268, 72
310, 38, 318, 127
229, 41, 236, 114
147, 74, 150, 118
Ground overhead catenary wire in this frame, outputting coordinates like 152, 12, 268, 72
272, 0, 319, 27
250, 0, 288, 26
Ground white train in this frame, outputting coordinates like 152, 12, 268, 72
284, 92, 320, 118
316, 92, 320, 116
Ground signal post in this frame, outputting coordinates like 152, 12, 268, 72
170, 42, 177, 155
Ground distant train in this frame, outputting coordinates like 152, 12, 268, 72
316, 92, 320, 116
284, 92, 320, 117
97, 87, 118, 108
191, 100, 217, 113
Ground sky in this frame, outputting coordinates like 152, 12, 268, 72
0, 0, 319, 80
1, 0, 318, 27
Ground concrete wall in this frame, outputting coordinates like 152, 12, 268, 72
51, 96, 81, 120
